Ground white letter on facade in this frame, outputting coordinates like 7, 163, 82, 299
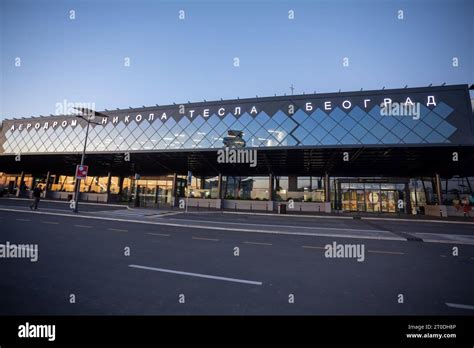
427, 96, 436, 107
342, 100, 351, 110
324, 101, 332, 111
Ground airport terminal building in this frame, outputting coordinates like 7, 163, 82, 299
1, 84, 473, 216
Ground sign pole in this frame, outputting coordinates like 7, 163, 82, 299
73, 115, 91, 213
186, 171, 192, 213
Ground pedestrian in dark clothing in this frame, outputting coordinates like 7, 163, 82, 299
30, 185, 42, 210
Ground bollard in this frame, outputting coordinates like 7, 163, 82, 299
208, 202, 210, 211
197, 201, 199, 211
235, 203, 237, 211
250, 203, 252, 211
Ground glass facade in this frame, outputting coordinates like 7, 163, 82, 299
0, 102, 460, 154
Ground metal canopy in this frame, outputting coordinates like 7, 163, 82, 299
1, 145, 473, 178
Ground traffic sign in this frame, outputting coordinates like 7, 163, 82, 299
187, 171, 192, 185
75, 165, 89, 179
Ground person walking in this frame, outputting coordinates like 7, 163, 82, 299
30, 184, 43, 210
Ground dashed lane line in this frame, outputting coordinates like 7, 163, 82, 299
367, 250, 404, 255
74, 224, 93, 228
41, 221, 59, 225
192, 237, 219, 242
147, 233, 170, 237
108, 228, 128, 232
244, 241, 272, 246
302, 245, 325, 250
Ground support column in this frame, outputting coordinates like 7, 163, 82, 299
105, 172, 112, 203
117, 176, 124, 196
43, 171, 51, 198
216, 173, 223, 209
324, 172, 330, 202
404, 181, 412, 214
288, 176, 297, 192
435, 173, 443, 204
217, 173, 223, 199
106, 172, 112, 194
171, 173, 178, 207
421, 177, 428, 204
16, 171, 25, 197
268, 173, 274, 201
200, 176, 205, 189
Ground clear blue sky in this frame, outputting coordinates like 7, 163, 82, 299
0, 0, 472, 120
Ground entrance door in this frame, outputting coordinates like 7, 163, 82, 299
156, 186, 169, 207
380, 190, 397, 213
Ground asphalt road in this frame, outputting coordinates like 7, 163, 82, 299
0, 200, 473, 315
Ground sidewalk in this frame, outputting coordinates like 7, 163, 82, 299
1, 196, 473, 224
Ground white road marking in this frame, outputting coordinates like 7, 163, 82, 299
415, 232, 474, 245
128, 264, 262, 285
74, 224, 92, 228
222, 211, 474, 225
166, 217, 390, 234
153, 212, 182, 218
108, 228, 128, 232
244, 241, 272, 246
16, 218, 30, 221
0, 208, 463, 244
302, 245, 325, 250
367, 250, 404, 255
192, 237, 219, 241
41, 221, 59, 225
445, 302, 474, 310
147, 233, 170, 237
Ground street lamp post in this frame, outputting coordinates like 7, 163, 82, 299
72, 108, 108, 213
